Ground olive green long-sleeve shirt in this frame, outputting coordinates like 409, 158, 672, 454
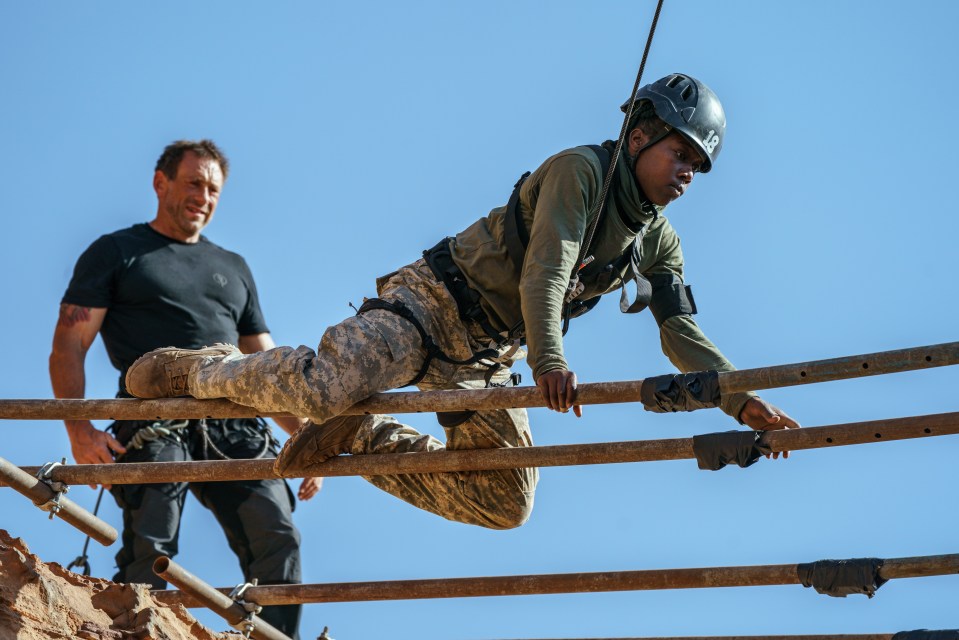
450, 145, 755, 419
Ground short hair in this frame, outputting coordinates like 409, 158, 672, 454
627, 100, 670, 140
155, 139, 230, 180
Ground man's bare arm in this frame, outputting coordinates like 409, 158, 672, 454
49, 304, 126, 473
238, 332, 320, 501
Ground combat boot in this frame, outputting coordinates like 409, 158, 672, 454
274, 415, 367, 474
125, 343, 241, 398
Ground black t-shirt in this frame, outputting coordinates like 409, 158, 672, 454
63, 223, 269, 391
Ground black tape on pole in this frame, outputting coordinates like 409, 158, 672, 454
692, 430, 772, 471
640, 370, 721, 413
797, 558, 888, 598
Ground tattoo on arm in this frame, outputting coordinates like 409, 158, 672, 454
58, 304, 91, 328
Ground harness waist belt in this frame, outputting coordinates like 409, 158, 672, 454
423, 237, 510, 344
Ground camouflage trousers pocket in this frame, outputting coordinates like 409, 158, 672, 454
356, 308, 422, 364
272, 345, 317, 374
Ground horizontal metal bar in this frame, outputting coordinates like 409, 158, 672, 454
151, 553, 959, 608
0, 456, 117, 546
3, 342, 956, 421
8, 412, 959, 486
484, 635, 901, 640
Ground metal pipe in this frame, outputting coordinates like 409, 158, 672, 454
484, 636, 900, 640
2, 342, 956, 421
152, 556, 291, 640
0, 456, 117, 546
11, 411, 959, 486
151, 553, 959, 607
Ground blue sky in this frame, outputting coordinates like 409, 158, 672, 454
2, 1, 957, 638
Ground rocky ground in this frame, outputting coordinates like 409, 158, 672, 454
0, 530, 238, 640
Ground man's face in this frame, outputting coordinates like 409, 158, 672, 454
153, 152, 225, 241
630, 130, 705, 206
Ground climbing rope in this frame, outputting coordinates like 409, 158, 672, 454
65, 486, 104, 576
123, 419, 191, 452
573, 0, 665, 294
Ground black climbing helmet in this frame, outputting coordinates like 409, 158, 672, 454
621, 73, 726, 173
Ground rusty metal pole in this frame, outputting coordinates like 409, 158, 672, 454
482, 635, 959, 640
0, 456, 117, 545
1, 342, 957, 421
151, 553, 959, 607
10, 411, 959, 486
485, 636, 901, 640
152, 557, 291, 640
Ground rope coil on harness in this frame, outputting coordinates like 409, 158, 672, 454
36, 458, 69, 519
229, 578, 263, 638
121, 418, 276, 460
124, 419, 191, 451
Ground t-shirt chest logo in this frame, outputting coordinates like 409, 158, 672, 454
212, 273, 229, 288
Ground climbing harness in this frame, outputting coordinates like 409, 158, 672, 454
115, 417, 277, 461
423, 237, 511, 344
65, 417, 275, 577
356, 297, 512, 389
35, 458, 69, 519
504, 139, 695, 336
356, 293, 522, 429
196, 418, 276, 461
228, 578, 263, 638
503, 143, 639, 335
503, 143, 628, 281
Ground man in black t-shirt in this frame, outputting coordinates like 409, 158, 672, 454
49, 140, 316, 639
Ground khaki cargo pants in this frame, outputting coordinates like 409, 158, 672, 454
191, 259, 538, 529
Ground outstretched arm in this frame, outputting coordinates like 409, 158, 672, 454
49, 304, 127, 481
238, 332, 321, 500
641, 221, 799, 440
659, 314, 800, 457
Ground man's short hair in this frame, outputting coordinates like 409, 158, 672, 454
155, 139, 230, 181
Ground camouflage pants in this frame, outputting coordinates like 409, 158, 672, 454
192, 259, 538, 529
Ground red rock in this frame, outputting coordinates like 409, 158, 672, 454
0, 530, 238, 640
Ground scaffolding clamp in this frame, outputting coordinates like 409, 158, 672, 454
229, 578, 263, 638
35, 458, 69, 519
